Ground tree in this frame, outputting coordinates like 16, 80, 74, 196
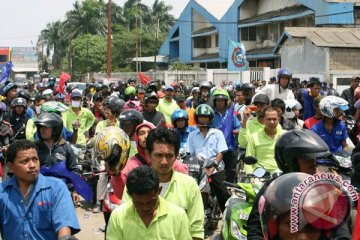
63, 0, 108, 41
38, 21, 67, 69
71, 34, 107, 73
150, 0, 175, 33
123, 0, 150, 31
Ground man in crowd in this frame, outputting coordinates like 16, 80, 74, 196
156, 86, 179, 127
341, 75, 359, 116
62, 89, 95, 146
303, 78, 322, 120
106, 166, 191, 240
0, 140, 80, 239
245, 106, 284, 174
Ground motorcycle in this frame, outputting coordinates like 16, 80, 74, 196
181, 155, 221, 232
221, 156, 281, 240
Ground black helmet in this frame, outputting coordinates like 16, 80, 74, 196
146, 84, 158, 94
252, 94, 270, 105
240, 83, 255, 92
11, 97, 27, 108
105, 101, 124, 117
275, 129, 329, 173
128, 77, 136, 84
144, 92, 159, 105
199, 81, 212, 91
119, 110, 144, 137
16, 90, 30, 101
34, 112, 63, 142
183, 86, 192, 95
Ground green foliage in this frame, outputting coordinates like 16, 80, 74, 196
37, 0, 174, 72
71, 34, 107, 73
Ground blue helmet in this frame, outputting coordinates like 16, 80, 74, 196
171, 109, 188, 128
1, 83, 17, 96
277, 68, 292, 80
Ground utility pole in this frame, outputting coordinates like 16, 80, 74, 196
135, 16, 139, 74
107, 0, 112, 79
154, 18, 159, 67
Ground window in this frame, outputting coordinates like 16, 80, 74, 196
337, 78, 352, 86
215, 34, 219, 47
240, 27, 256, 41
193, 36, 212, 48
0, 55, 7, 62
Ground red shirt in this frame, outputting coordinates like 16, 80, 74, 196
304, 117, 321, 129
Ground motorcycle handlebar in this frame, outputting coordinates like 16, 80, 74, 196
223, 181, 241, 189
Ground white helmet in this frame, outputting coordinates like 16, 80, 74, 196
284, 99, 302, 119
319, 96, 348, 118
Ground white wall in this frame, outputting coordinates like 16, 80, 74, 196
279, 38, 328, 78
240, 0, 257, 20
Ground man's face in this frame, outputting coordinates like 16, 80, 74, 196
7, 88, 17, 100
130, 190, 159, 218
175, 118, 186, 129
146, 142, 177, 177
263, 110, 279, 130
177, 101, 186, 109
352, 78, 360, 89
7, 148, 40, 184
94, 98, 103, 108
14, 106, 26, 115
235, 91, 245, 104
40, 126, 53, 141
310, 84, 320, 97
215, 99, 226, 111
273, 107, 283, 119
197, 116, 210, 126
146, 100, 158, 112
104, 108, 115, 120
201, 88, 209, 97
129, 82, 136, 87
278, 212, 321, 240
137, 126, 151, 149
164, 90, 174, 100
297, 157, 317, 175
279, 77, 289, 89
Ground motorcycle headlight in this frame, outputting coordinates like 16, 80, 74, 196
231, 219, 247, 240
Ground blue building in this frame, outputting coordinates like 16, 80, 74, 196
159, 0, 358, 69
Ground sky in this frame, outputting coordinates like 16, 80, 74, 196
0, 0, 188, 47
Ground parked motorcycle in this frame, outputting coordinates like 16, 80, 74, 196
221, 156, 281, 240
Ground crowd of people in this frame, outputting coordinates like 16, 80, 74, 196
0, 68, 359, 239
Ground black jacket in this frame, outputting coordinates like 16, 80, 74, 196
36, 139, 78, 173
341, 87, 356, 116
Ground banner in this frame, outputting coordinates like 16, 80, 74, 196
227, 40, 249, 72
138, 72, 151, 85
0, 61, 13, 84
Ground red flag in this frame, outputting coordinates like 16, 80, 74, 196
56, 72, 71, 94
138, 72, 151, 85
353, 195, 360, 240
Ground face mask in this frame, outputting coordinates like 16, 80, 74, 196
35, 106, 42, 114
71, 100, 81, 108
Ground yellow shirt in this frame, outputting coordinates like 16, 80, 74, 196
106, 197, 192, 240
156, 98, 179, 126
245, 125, 284, 174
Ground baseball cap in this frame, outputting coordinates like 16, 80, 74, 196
71, 89, 82, 98
165, 86, 174, 91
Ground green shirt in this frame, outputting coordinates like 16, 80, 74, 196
238, 117, 263, 148
245, 125, 284, 174
106, 197, 192, 240
95, 119, 120, 134
26, 118, 36, 141
156, 98, 179, 125
123, 171, 204, 239
62, 107, 95, 146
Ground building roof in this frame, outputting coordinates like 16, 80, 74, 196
276, 27, 360, 51
194, 0, 235, 20
325, 0, 360, 2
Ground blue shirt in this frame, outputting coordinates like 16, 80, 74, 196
187, 128, 228, 167
0, 174, 80, 240
212, 105, 241, 151
26, 107, 35, 119
311, 120, 348, 153
34, 127, 73, 142
175, 126, 197, 149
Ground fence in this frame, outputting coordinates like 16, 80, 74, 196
93, 67, 277, 86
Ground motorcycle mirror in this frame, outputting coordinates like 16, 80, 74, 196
244, 156, 258, 165
253, 167, 266, 178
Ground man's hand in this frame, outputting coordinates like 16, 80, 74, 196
205, 166, 215, 176
72, 120, 81, 131
72, 192, 80, 204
